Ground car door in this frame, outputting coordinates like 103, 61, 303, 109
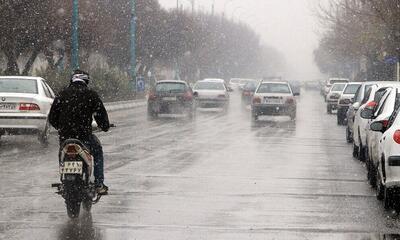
369, 89, 392, 164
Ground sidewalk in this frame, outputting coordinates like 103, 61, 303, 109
104, 99, 146, 112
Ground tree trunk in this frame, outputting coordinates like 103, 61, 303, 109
3, 49, 20, 75
22, 48, 41, 75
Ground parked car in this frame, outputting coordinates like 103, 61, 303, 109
337, 82, 361, 125
360, 86, 400, 187
346, 82, 374, 143
369, 102, 400, 209
241, 80, 259, 105
193, 79, 230, 111
147, 80, 195, 119
353, 82, 398, 161
251, 81, 298, 121
326, 83, 347, 114
323, 78, 349, 99
0, 76, 55, 144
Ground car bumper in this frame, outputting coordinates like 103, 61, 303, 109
252, 104, 295, 116
196, 99, 228, 108
0, 113, 47, 133
148, 101, 193, 113
384, 156, 400, 188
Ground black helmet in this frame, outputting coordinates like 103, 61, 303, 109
71, 69, 90, 84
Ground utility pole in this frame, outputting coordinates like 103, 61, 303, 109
130, 0, 137, 92
71, 0, 79, 70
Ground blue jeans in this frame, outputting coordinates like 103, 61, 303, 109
82, 135, 104, 185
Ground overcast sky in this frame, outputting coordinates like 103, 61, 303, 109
158, 0, 323, 80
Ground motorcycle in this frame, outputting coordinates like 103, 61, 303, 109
52, 138, 106, 218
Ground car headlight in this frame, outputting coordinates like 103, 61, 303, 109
339, 99, 351, 104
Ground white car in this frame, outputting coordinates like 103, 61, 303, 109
193, 79, 230, 110
251, 81, 298, 121
323, 78, 349, 99
337, 82, 361, 125
346, 82, 374, 143
0, 76, 55, 143
353, 82, 400, 161
326, 83, 347, 114
360, 86, 400, 187
370, 103, 400, 209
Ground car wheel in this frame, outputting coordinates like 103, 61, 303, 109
384, 188, 393, 210
147, 105, 157, 120
346, 127, 352, 143
38, 122, 50, 145
251, 110, 258, 121
352, 143, 359, 158
358, 134, 366, 162
368, 161, 377, 188
376, 166, 384, 201
327, 105, 332, 114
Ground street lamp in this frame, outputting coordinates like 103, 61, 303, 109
71, 0, 79, 70
130, 0, 137, 92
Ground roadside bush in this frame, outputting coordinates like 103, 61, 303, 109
36, 67, 135, 102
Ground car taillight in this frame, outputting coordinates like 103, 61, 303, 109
393, 130, 400, 144
366, 101, 377, 108
148, 91, 157, 100
183, 91, 193, 101
286, 97, 295, 104
19, 103, 40, 111
252, 96, 261, 104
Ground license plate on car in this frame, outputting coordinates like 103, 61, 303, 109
163, 97, 177, 101
0, 103, 16, 111
264, 98, 282, 104
60, 161, 83, 174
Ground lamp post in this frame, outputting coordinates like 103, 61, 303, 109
130, 0, 137, 92
71, 0, 79, 70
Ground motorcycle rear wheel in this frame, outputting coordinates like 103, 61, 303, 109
66, 199, 81, 219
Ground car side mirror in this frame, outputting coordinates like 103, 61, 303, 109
360, 108, 374, 119
370, 121, 385, 132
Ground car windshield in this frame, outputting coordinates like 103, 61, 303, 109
344, 84, 361, 94
194, 82, 225, 90
156, 82, 186, 93
0, 79, 38, 94
331, 84, 346, 92
257, 83, 291, 94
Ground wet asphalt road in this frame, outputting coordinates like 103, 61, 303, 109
2, 90, 400, 239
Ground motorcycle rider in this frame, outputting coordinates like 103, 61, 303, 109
49, 69, 110, 194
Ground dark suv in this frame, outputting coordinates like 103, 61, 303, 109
147, 80, 195, 119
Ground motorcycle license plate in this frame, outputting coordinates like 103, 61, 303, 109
60, 161, 83, 174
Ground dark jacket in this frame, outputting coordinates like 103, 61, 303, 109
49, 82, 110, 141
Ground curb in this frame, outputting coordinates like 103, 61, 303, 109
104, 99, 146, 112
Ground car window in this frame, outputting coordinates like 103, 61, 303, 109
375, 89, 391, 117
257, 83, 291, 94
344, 84, 360, 94
330, 84, 346, 92
194, 82, 225, 90
43, 81, 55, 98
41, 81, 52, 98
361, 87, 372, 105
156, 82, 187, 93
0, 79, 38, 94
